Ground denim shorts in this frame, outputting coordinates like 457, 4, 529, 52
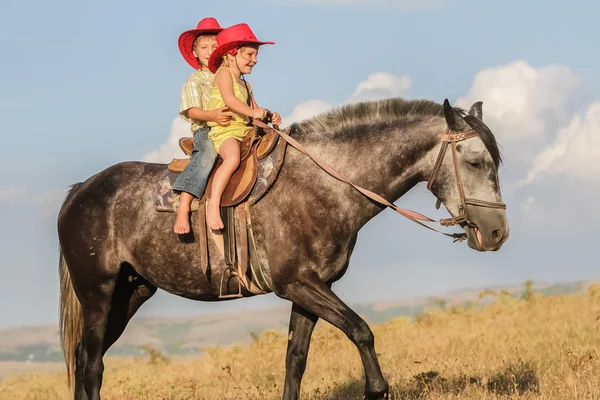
171, 126, 218, 199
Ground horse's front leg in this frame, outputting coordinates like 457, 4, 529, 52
282, 303, 319, 400
274, 270, 389, 400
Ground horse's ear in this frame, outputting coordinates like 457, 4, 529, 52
469, 101, 483, 120
443, 99, 469, 131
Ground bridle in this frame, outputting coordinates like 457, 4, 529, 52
427, 129, 507, 229
253, 120, 506, 243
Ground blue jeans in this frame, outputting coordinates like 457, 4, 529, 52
172, 126, 218, 199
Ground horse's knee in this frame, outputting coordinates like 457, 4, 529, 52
75, 341, 86, 369
84, 359, 104, 379
349, 320, 374, 347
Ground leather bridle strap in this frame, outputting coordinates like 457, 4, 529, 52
253, 120, 468, 242
427, 129, 506, 228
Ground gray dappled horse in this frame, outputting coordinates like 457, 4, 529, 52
58, 98, 508, 400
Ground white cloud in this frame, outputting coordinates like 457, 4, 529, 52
0, 186, 67, 217
521, 196, 535, 212
283, 72, 412, 125
33, 188, 67, 207
282, 100, 333, 127
142, 118, 192, 163
521, 102, 600, 184
348, 72, 412, 103
288, 0, 443, 9
452, 61, 600, 228
456, 60, 582, 145
0, 187, 26, 206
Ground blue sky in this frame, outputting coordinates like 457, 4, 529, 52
1, 0, 599, 329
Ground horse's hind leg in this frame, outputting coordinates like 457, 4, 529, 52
282, 304, 319, 400
79, 278, 117, 400
102, 264, 157, 353
73, 265, 155, 400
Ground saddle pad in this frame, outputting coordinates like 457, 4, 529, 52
248, 134, 286, 205
155, 135, 287, 212
154, 170, 201, 212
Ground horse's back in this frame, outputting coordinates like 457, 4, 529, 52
61, 160, 164, 207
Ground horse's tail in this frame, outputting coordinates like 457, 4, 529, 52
58, 182, 85, 391
59, 249, 83, 391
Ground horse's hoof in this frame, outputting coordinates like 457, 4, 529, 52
363, 389, 389, 400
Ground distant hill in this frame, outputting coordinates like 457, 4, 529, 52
0, 279, 596, 363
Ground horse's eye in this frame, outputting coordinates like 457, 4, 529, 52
469, 161, 481, 169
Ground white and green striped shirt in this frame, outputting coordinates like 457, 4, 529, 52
179, 68, 215, 133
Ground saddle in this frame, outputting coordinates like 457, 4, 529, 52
168, 126, 280, 207
178, 136, 194, 156
155, 124, 289, 299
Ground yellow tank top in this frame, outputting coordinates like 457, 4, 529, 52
206, 67, 253, 152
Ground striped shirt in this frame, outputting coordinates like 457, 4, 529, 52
179, 69, 215, 133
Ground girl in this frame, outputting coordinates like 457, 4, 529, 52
205, 23, 282, 230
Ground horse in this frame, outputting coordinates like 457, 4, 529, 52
57, 98, 508, 400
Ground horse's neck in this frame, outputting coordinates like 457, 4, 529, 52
291, 118, 442, 227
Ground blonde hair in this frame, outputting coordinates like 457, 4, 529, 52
193, 34, 217, 48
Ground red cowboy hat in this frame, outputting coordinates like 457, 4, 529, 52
207, 23, 274, 73
178, 18, 224, 69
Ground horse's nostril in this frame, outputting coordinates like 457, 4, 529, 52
491, 229, 502, 242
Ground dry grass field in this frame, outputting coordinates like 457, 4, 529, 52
1, 283, 599, 400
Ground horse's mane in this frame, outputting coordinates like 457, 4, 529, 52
293, 98, 502, 167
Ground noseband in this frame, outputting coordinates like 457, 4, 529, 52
427, 129, 507, 228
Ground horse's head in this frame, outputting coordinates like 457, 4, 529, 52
428, 99, 508, 251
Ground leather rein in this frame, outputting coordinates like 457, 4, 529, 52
253, 120, 506, 243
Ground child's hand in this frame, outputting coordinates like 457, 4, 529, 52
253, 108, 268, 120
213, 107, 233, 126
270, 112, 282, 126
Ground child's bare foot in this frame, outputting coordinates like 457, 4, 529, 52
174, 207, 191, 234
206, 201, 224, 230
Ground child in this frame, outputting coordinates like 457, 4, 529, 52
172, 18, 234, 234
205, 23, 282, 230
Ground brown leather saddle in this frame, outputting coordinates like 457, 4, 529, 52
161, 124, 284, 299
168, 126, 279, 207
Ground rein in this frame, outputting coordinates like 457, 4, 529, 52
253, 120, 506, 242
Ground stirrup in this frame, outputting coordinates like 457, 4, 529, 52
219, 267, 243, 299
